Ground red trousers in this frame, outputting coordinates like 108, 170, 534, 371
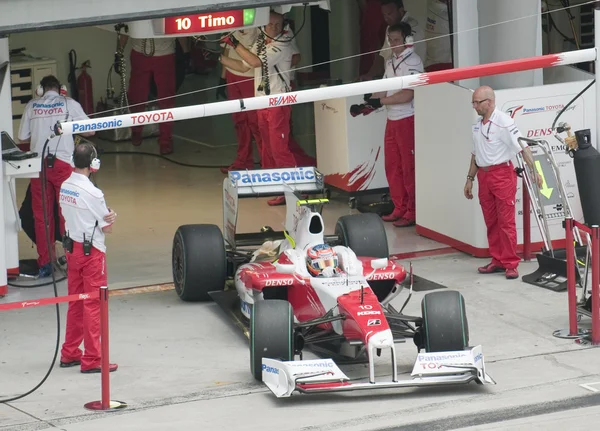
31, 158, 73, 266
226, 70, 262, 169
477, 162, 520, 269
359, 0, 387, 76
61, 242, 107, 370
128, 50, 176, 148
384, 116, 416, 221
257, 106, 316, 168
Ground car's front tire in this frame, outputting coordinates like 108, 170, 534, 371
250, 300, 294, 381
420, 290, 470, 352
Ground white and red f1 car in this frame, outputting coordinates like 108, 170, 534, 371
171, 167, 495, 398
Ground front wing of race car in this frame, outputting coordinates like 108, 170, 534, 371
260, 345, 496, 398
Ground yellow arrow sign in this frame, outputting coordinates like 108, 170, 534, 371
535, 160, 553, 199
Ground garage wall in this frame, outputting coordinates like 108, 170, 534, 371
9, 26, 131, 114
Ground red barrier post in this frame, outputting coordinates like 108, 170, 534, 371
84, 286, 127, 411
592, 226, 600, 345
523, 183, 532, 261
565, 218, 578, 336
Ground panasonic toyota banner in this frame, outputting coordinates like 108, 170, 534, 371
497, 80, 595, 244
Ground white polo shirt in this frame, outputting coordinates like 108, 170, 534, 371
379, 13, 426, 64
59, 172, 111, 253
471, 108, 526, 168
226, 29, 260, 78
131, 38, 176, 57
243, 31, 297, 96
383, 48, 424, 121
425, 0, 452, 67
18, 91, 89, 164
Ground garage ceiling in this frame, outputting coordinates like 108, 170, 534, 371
0, 0, 306, 35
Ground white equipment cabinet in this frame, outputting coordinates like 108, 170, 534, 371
313, 94, 389, 199
9, 55, 58, 136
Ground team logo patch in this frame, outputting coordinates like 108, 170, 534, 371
367, 319, 381, 326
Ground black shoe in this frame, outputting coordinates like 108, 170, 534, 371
60, 360, 81, 368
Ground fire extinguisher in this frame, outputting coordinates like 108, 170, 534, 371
77, 60, 94, 114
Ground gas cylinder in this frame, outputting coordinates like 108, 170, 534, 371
573, 129, 600, 226
77, 60, 94, 114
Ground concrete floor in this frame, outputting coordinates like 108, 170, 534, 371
4, 69, 600, 431
1, 253, 600, 430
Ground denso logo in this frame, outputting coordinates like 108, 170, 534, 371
371, 272, 394, 280
269, 94, 297, 106
262, 364, 279, 374
527, 128, 554, 138
357, 311, 381, 316
265, 279, 293, 287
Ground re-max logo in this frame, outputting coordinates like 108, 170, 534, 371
269, 94, 297, 106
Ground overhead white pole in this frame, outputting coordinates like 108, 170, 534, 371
56, 48, 597, 137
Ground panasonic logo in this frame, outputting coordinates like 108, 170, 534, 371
72, 119, 123, 132
262, 364, 279, 374
230, 168, 315, 184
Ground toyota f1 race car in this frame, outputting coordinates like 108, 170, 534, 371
171, 167, 495, 398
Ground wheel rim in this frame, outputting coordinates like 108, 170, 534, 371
173, 235, 184, 291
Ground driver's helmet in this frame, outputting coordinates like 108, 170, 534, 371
306, 244, 338, 277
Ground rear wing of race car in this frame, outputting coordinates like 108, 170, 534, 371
261, 345, 496, 398
222, 167, 328, 249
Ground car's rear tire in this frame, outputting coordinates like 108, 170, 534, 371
335, 213, 389, 258
421, 290, 470, 352
250, 300, 294, 382
172, 224, 227, 302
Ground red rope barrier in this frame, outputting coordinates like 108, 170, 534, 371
0, 286, 126, 411
0, 291, 99, 311
573, 220, 592, 235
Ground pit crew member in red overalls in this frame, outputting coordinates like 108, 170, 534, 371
357, 0, 388, 77
360, 0, 424, 81
424, 0, 453, 72
58, 142, 118, 373
219, 28, 263, 173
121, 36, 189, 155
370, 23, 423, 227
18, 75, 94, 278
219, 11, 314, 206
464, 86, 542, 279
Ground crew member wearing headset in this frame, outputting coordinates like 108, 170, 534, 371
219, 11, 314, 206
360, 0, 425, 81
424, 0, 453, 72
58, 142, 118, 373
464, 86, 543, 280
370, 23, 423, 228
219, 28, 263, 174
120, 36, 190, 155
18, 75, 94, 278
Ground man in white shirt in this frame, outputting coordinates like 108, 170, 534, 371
120, 36, 189, 155
464, 86, 543, 279
219, 28, 263, 174
360, 0, 425, 81
370, 22, 424, 228
219, 11, 315, 205
18, 75, 93, 278
424, 0, 453, 72
58, 142, 118, 373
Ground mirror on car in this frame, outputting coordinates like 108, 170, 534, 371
371, 258, 389, 270
275, 263, 296, 274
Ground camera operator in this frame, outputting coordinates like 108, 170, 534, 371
369, 22, 423, 228
58, 142, 118, 373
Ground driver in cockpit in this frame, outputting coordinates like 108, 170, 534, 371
306, 244, 342, 277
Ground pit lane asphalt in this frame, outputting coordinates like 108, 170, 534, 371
2, 253, 600, 430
